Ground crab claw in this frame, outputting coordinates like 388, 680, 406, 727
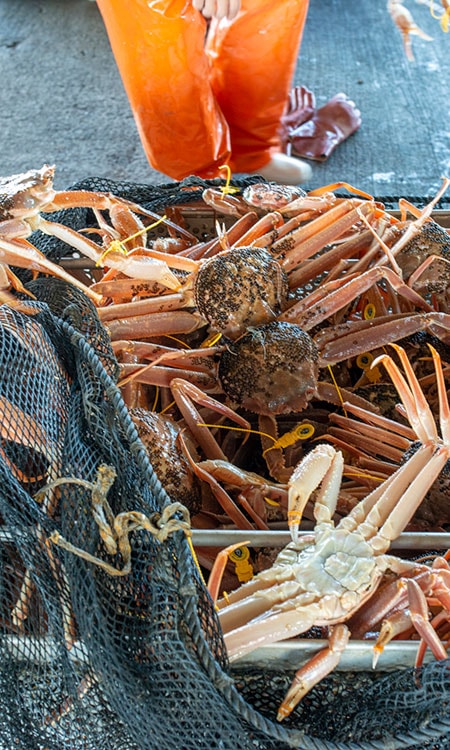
288, 444, 343, 542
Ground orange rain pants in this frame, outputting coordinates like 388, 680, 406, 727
96, 0, 310, 180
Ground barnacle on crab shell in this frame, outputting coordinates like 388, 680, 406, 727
218, 321, 319, 415
194, 246, 289, 339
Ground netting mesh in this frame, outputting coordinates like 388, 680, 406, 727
0, 176, 449, 749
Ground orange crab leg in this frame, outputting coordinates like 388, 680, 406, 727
273, 200, 374, 273
118, 364, 219, 393
207, 542, 252, 604
171, 378, 250, 461
38, 218, 181, 290
277, 624, 350, 721
407, 579, 448, 663
281, 265, 433, 331
0, 236, 103, 305
232, 210, 285, 245
96, 291, 194, 322
338, 401, 417, 441
105, 310, 205, 341
45, 189, 198, 244
317, 312, 450, 366
179, 433, 254, 532
373, 344, 439, 444
307, 182, 374, 201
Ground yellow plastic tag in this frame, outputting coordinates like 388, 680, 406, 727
229, 546, 253, 582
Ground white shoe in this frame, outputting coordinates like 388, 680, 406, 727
252, 153, 313, 185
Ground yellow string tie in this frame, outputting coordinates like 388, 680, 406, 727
218, 164, 240, 195
160, 399, 176, 415
343, 470, 385, 483
197, 422, 278, 449
327, 365, 348, 418
151, 386, 160, 412
201, 331, 223, 348
163, 334, 192, 349
97, 214, 167, 266
186, 535, 209, 590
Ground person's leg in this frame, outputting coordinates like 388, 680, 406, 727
206, 0, 311, 180
96, 0, 231, 180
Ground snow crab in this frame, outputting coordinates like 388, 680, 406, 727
209, 344, 450, 720
108, 181, 449, 489
0, 165, 199, 305
129, 379, 288, 531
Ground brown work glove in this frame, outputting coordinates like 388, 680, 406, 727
283, 91, 362, 161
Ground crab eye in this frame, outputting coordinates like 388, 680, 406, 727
22, 196, 36, 209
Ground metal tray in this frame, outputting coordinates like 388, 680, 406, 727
58, 207, 450, 269
192, 529, 450, 551
230, 640, 434, 672
192, 529, 446, 673
58, 203, 450, 674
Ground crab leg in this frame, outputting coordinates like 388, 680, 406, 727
105, 310, 205, 341
233, 212, 285, 247
38, 218, 181, 290
339, 339, 449, 542
364, 446, 447, 553
44, 189, 198, 244
277, 624, 350, 721
430, 344, 450, 445
115, 342, 220, 375
316, 312, 450, 366
90, 277, 176, 302
272, 200, 374, 273
179, 434, 255, 532
96, 291, 195, 322
340, 443, 435, 540
280, 266, 433, 330
388, 0, 434, 61
379, 176, 450, 257
118, 364, 220, 393
406, 579, 448, 663
372, 343, 442, 445
288, 444, 343, 542
414, 609, 450, 668
170, 378, 251, 462
0, 236, 103, 304
287, 228, 375, 290
207, 542, 252, 604
328, 414, 410, 461
194, 212, 259, 259
337, 401, 417, 441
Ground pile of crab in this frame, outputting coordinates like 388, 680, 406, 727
1, 165, 449, 722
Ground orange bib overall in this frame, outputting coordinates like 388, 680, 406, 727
96, 0, 309, 180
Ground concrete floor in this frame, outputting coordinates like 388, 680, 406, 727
1, 0, 449, 199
